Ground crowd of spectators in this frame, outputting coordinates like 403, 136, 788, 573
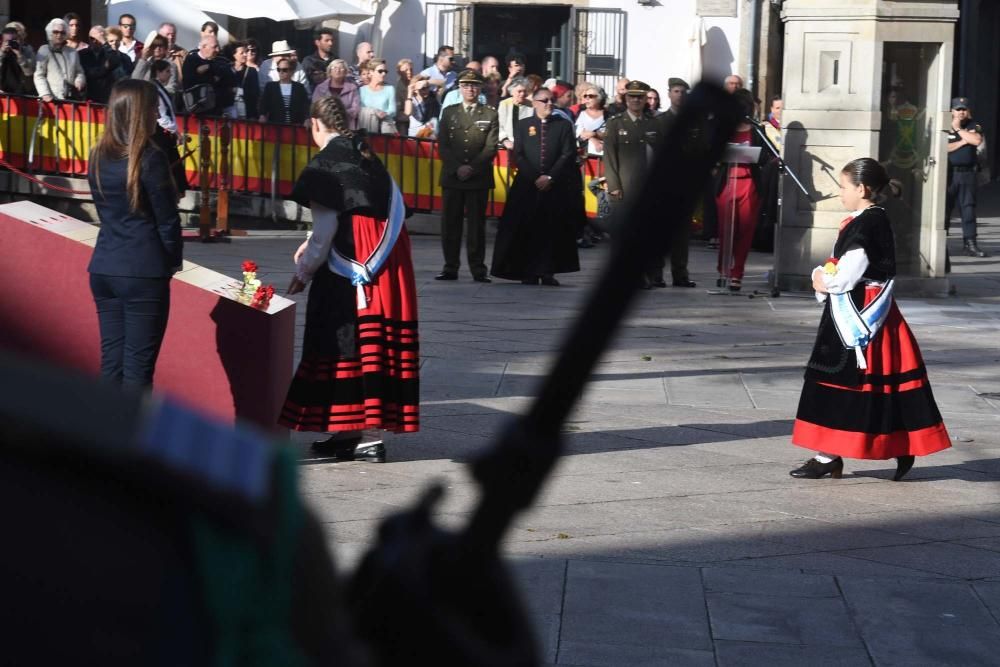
0, 11, 675, 148
1, 12, 783, 255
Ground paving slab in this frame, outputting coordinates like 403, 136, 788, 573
840, 578, 1000, 666
560, 560, 711, 651
714, 640, 873, 667
706, 591, 862, 647
556, 641, 716, 666
703, 566, 840, 598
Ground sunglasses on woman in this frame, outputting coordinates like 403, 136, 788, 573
375, 69, 388, 74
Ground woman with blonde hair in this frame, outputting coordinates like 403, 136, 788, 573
395, 58, 413, 134
359, 58, 397, 135
87, 79, 182, 389
281, 95, 419, 461
575, 84, 608, 156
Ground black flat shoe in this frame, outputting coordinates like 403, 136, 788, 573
672, 279, 696, 288
650, 279, 667, 288
789, 457, 844, 479
540, 276, 560, 286
434, 272, 458, 281
352, 441, 386, 463
473, 275, 492, 283
521, 277, 540, 285
893, 455, 915, 481
311, 433, 363, 456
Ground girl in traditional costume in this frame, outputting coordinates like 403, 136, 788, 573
280, 96, 419, 462
790, 158, 950, 480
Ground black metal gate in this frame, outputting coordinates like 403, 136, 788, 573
572, 8, 627, 93
424, 2, 473, 67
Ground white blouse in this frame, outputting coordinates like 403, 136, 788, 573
296, 202, 341, 283
812, 208, 873, 303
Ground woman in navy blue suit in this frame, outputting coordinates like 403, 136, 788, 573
88, 79, 182, 389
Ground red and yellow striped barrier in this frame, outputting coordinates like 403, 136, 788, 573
0, 94, 604, 217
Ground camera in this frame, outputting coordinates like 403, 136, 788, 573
7, 39, 19, 51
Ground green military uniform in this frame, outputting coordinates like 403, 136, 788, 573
604, 80, 694, 287
436, 69, 500, 281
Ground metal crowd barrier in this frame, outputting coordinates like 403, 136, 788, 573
0, 93, 605, 219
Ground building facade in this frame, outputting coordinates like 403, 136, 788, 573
340, 0, 749, 98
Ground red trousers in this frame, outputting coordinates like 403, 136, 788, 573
715, 175, 760, 280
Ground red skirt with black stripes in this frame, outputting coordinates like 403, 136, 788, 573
279, 214, 419, 433
792, 286, 950, 459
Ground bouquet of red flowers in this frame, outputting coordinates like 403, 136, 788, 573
231, 259, 274, 310
250, 285, 275, 310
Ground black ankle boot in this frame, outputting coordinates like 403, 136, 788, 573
893, 455, 915, 481
964, 239, 988, 257
789, 457, 844, 479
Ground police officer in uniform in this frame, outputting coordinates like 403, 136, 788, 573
604, 80, 687, 289
945, 96, 988, 257
435, 68, 500, 282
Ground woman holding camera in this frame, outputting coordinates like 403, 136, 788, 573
88, 79, 182, 389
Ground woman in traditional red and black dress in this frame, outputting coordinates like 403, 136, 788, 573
280, 95, 419, 462
790, 158, 950, 481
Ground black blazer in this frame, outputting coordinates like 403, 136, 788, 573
260, 81, 310, 125
512, 115, 576, 185
88, 147, 182, 278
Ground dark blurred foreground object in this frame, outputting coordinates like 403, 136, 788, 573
0, 83, 738, 666
347, 83, 741, 666
0, 351, 361, 666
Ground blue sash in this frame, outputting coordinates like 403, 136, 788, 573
829, 279, 894, 370
327, 179, 405, 309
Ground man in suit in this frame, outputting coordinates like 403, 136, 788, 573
605, 80, 690, 289
490, 87, 579, 285
435, 69, 499, 282
654, 77, 696, 287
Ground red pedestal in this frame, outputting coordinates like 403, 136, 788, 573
0, 201, 295, 432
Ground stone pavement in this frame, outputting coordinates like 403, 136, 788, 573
183, 193, 1000, 666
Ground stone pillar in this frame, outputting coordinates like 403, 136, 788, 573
778, 0, 960, 295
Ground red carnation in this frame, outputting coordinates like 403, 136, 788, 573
242, 260, 258, 273
251, 284, 275, 310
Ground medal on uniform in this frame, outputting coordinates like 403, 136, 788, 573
528, 126, 537, 137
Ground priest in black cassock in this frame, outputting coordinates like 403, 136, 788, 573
490, 88, 580, 285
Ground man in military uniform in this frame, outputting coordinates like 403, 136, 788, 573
605, 80, 693, 288
435, 68, 500, 282
945, 96, 988, 257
